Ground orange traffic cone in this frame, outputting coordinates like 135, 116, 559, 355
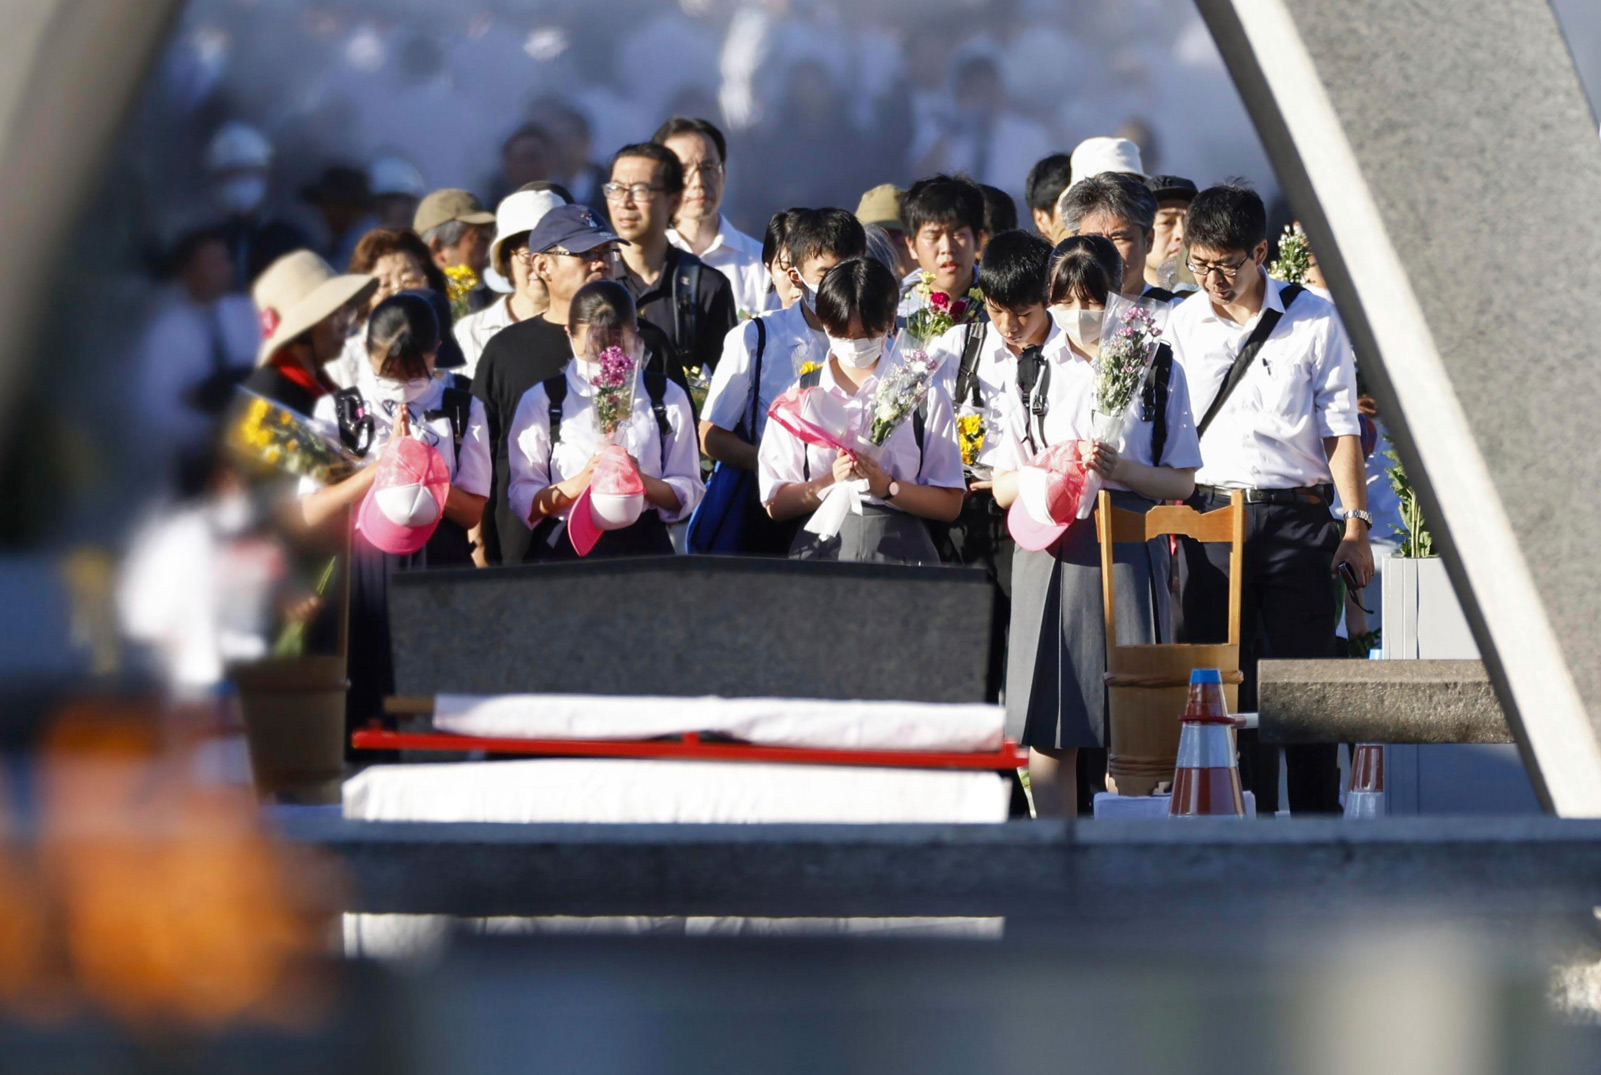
1169, 668, 1246, 818
1344, 744, 1385, 819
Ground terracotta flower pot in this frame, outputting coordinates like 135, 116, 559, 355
231, 656, 348, 805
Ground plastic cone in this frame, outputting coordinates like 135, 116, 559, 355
1344, 743, 1385, 819
1169, 668, 1246, 818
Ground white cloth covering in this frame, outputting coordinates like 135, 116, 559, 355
1167, 271, 1361, 489
343, 758, 1009, 825
432, 693, 1005, 753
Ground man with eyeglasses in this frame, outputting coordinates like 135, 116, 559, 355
606, 142, 738, 388
655, 116, 772, 319
470, 203, 670, 564
1168, 183, 1373, 817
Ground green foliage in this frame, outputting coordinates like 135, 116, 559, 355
1384, 449, 1435, 558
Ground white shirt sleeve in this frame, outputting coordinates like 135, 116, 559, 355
1313, 313, 1362, 440
453, 397, 493, 498
757, 409, 809, 506
296, 396, 342, 498
702, 318, 759, 433
1157, 359, 1204, 471
506, 384, 553, 530
914, 385, 967, 491
654, 383, 705, 524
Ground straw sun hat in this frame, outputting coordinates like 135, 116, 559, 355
251, 250, 377, 365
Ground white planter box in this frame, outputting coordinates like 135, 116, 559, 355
1380, 557, 1539, 814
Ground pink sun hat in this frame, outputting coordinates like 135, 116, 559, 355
568, 444, 646, 557
356, 436, 451, 555
1007, 441, 1090, 552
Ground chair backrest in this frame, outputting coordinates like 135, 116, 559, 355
1096, 489, 1245, 649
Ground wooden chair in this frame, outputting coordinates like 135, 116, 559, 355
1095, 489, 1245, 795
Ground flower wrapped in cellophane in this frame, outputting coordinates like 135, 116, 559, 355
905, 272, 983, 346
444, 264, 479, 322
591, 345, 637, 443
867, 348, 935, 448
225, 390, 360, 485
956, 406, 989, 478
1268, 223, 1311, 285
1090, 297, 1165, 448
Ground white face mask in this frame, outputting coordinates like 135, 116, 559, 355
217, 174, 267, 214
1058, 308, 1103, 351
372, 374, 435, 405
793, 272, 818, 312
827, 334, 886, 369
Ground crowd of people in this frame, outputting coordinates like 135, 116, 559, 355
129, 84, 1390, 821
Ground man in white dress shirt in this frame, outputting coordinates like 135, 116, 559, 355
656, 116, 773, 319
1167, 184, 1373, 816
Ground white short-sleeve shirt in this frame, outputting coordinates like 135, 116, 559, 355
1167, 273, 1361, 489
701, 300, 826, 442
454, 295, 517, 380
506, 361, 705, 529
301, 374, 493, 501
991, 334, 1203, 488
757, 354, 966, 506
925, 318, 1064, 470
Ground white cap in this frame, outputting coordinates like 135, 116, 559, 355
374, 482, 442, 527
367, 155, 426, 198
490, 189, 567, 273
1070, 136, 1145, 180
205, 121, 272, 172
588, 491, 643, 531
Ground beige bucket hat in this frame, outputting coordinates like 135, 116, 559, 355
251, 250, 377, 365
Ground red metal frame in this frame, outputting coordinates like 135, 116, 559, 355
352, 723, 1028, 772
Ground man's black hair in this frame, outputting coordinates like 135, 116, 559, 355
1048, 234, 1123, 306
1058, 172, 1158, 235
900, 174, 985, 240
1184, 182, 1267, 254
816, 257, 899, 337
977, 229, 1051, 309
980, 185, 1018, 237
785, 207, 867, 269
610, 142, 685, 194
763, 209, 797, 268
1024, 153, 1073, 215
652, 115, 728, 164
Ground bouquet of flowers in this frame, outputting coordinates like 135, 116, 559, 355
444, 264, 479, 321
592, 345, 637, 441
793, 343, 822, 380
1090, 299, 1164, 447
1268, 223, 1311, 284
956, 406, 988, 477
904, 271, 984, 345
226, 391, 360, 485
867, 349, 936, 448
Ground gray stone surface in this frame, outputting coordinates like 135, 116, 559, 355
390, 558, 994, 702
283, 815, 1601, 921
1258, 658, 1513, 744
1194, 0, 1601, 813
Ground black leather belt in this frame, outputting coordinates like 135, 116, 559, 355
1194, 483, 1333, 507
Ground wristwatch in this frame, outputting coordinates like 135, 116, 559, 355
1342, 509, 1373, 530
884, 480, 902, 502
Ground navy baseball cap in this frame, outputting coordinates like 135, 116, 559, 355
1146, 174, 1198, 204
527, 204, 627, 255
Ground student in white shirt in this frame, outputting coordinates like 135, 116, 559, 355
760, 257, 965, 563
763, 209, 801, 310
507, 280, 704, 560
453, 184, 568, 379
297, 291, 492, 729
990, 236, 1201, 818
655, 116, 774, 319
696, 209, 867, 554
1167, 184, 1372, 816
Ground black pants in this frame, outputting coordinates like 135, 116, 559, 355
1178, 495, 1342, 815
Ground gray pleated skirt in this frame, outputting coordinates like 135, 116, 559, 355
1005, 490, 1171, 750
789, 503, 942, 565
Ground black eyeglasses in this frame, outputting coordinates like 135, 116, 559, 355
1186, 254, 1251, 281
603, 182, 666, 203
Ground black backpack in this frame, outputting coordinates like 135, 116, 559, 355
543, 370, 673, 469
1014, 345, 1176, 465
